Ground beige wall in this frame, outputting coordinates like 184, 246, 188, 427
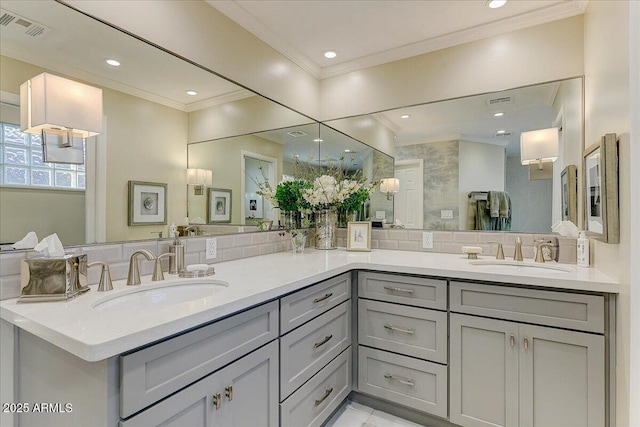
188, 95, 312, 144
188, 135, 283, 224
323, 115, 397, 157
320, 16, 584, 121
0, 188, 84, 244
583, 1, 631, 425
103, 89, 188, 242
66, 0, 320, 119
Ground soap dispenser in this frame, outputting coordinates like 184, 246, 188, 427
169, 229, 185, 275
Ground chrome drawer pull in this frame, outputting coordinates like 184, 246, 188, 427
384, 374, 415, 387
212, 392, 222, 410
384, 325, 415, 335
523, 336, 529, 351
313, 293, 333, 303
510, 335, 515, 348
225, 385, 233, 401
383, 286, 415, 294
314, 334, 333, 349
314, 388, 334, 407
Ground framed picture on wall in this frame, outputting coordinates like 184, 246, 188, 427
208, 188, 232, 223
560, 165, 577, 225
347, 221, 372, 251
128, 181, 167, 225
583, 133, 619, 243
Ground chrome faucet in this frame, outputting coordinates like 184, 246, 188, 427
127, 250, 156, 286
513, 236, 523, 261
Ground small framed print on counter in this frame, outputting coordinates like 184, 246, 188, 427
128, 181, 167, 226
347, 221, 371, 251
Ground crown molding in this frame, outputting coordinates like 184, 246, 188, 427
206, 0, 323, 79
371, 112, 401, 134
320, 1, 587, 79
209, 0, 587, 81
184, 89, 255, 113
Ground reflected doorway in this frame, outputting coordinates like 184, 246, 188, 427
394, 159, 424, 228
241, 151, 277, 225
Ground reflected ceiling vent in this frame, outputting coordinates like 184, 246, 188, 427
495, 131, 512, 136
286, 130, 309, 137
487, 95, 514, 106
0, 9, 51, 38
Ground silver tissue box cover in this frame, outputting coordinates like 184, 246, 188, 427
19, 253, 89, 302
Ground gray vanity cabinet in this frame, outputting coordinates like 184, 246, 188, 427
450, 282, 606, 427
121, 340, 279, 427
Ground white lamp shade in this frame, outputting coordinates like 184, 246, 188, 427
520, 127, 559, 165
380, 178, 400, 194
187, 168, 213, 186
20, 73, 103, 138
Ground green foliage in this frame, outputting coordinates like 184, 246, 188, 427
274, 180, 305, 211
341, 187, 371, 212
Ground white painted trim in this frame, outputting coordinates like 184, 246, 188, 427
628, 2, 640, 425
240, 150, 278, 224
0, 91, 19, 106
551, 106, 566, 226
184, 89, 256, 113
85, 116, 107, 244
459, 134, 510, 147
395, 158, 424, 229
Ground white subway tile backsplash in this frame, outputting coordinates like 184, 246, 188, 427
0, 252, 25, 276
433, 231, 453, 242
258, 244, 275, 255
222, 248, 243, 262
371, 230, 388, 240
419, 242, 442, 253
81, 244, 123, 264
251, 233, 269, 245
453, 232, 479, 243
122, 241, 158, 259
441, 242, 465, 254
242, 246, 259, 258
505, 233, 535, 246
185, 238, 206, 253
233, 234, 252, 247
378, 240, 399, 250
184, 253, 201, 266
406, 230, 424, 241
216, 235, 234, 249
478, 233, 506, 244
387, 230, 408, 241
0, 276, 21, 300
398, 240, 420, 251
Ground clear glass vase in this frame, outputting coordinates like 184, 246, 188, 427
291, 233, 307, 254
314, 209, 337, 250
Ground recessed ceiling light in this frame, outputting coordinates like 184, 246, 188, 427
401, 114, 410, 119
313, 138, 323, 142
344, 149, 351, 153
496, 129, 507, 134
294, 154, 300, 159
486, 0, 507, 9
105, 59, 120, 67
323, 50, 338, 59
186, 90, 198, 96
493, 112, 505, 117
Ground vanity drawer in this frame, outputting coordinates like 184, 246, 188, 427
358, 346, 447, 418
358, 272, 446, 310
280, 347, 352, 427
120, 301, 278, 418
450, 281, 605, 333
358, 299, 447, 363
280, 301, 351, 399
280, 272, 351, 334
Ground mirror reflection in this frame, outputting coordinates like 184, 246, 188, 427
187, 123, 394, 229
0, 0, 311, 246
323, 77, 583, 233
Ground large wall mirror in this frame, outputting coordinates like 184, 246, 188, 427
187, 122, 393, 227
0, 0, 312, 247
323, 77, 584, 234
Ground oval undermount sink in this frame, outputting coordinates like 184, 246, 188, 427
91, 280, 229, 311
469, 260, 572, 273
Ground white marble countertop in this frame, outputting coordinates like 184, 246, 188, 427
0, 249, 618, 362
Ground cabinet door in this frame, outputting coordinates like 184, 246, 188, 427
450, 314, 519, 427
519, 325, 605, 427
121, 342, 278, 427
218, 341, 279, 427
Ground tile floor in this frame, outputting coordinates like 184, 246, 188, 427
325, 401, 423, 427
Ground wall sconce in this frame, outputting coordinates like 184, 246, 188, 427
380, 178, 400, 200
520, 127, 559, 180
20, 73, 103, 164
187, 168, 212, 195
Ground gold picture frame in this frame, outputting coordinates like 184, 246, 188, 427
583, 133, 619, 243
347, 221, 372, 251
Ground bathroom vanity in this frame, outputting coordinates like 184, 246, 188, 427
0, 250, 617, 427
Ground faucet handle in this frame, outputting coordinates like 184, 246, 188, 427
534, 242, 554, 263
153, 253, 175, 281
488, 241, 505, 260
513, 236, 523, 261
88, 262, 113, 292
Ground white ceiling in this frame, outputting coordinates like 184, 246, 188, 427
208, 0, 588, 79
